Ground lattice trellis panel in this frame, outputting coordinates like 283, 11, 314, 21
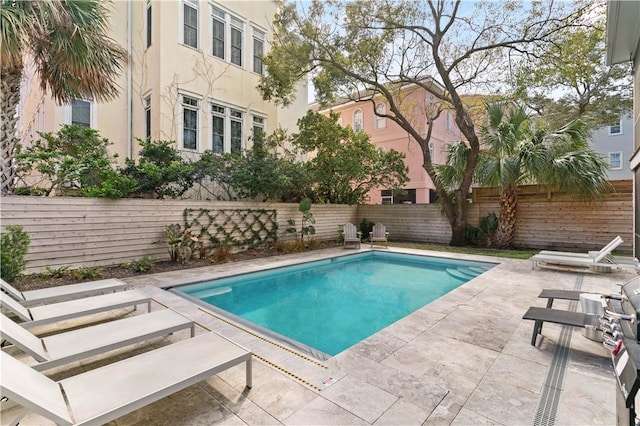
183, 208, 278, 249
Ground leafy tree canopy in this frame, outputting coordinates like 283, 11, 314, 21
292, 111, 408, 204
259, 0, 595, 245
510, 19, 632, 128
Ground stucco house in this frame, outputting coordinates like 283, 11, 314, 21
316, 81, 462, 205
18, 0, 307, 167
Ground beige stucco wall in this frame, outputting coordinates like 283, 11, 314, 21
18, 0, 305, 168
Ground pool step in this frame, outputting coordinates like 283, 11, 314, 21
191, 286, 232, 299
467, 266, 490, 274
446, 267, 480, 280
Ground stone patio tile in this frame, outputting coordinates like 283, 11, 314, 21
278, 352, 347, 390
239, 363, 319, 422
204, 376, 282, 425
424, 304, 521, 352
348, 328, 411, 362
111, 384, 243, 426
553, 370, 616, 425
423, 392, 462, 425
451, 407, 505, 425
463, 374, 540, 425
320, 375, 398, 424
479, 352, 548, 394
283, 396, 368, 425
330, 350, 448, 409
373, 398, 430, 425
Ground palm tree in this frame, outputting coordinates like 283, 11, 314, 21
1, 0, 127, 195
476, 102, 610, 248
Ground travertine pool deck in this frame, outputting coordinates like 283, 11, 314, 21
3, 247, 630, 425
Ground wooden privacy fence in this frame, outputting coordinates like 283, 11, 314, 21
0, 180, 633, 274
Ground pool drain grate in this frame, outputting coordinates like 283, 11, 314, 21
532, 274, 583, 426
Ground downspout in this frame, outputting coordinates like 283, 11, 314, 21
127, 0, 132, 159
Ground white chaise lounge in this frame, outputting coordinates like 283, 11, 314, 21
0, 310, 195, 371
531, 236, 639, 272
1, 332, 252, 426
0, 290, 151, 328
1, 278, 128, 307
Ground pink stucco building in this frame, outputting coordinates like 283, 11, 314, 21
317, 86, 462, 204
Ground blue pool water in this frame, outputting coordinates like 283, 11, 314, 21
173, 251, 494, 358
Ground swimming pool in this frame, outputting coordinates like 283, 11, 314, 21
172, 251, 495, 359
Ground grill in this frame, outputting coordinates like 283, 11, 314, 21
602, 277, 640, 426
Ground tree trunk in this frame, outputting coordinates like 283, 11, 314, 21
494, 188, 518, 249
1, 66, 23, 195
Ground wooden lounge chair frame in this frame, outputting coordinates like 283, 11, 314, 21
0, 290, 151, 328
1, 332, 252, 426
1, 278, 128, 307
0, 309, 195, 371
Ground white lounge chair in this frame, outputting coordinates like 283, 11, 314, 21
342, 223, 362, 249
1, 278, 128, 307
531, 239, 640, 272
0, 310, 195, 371
0, 290, 151, 328
537, 236, 623, 259
1, 332, 252, 426
370, 223, 389, 248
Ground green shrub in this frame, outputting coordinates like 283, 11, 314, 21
40, 265, 71, 279
359, 218, 375, 240
123, 256, 154, 272
74, 267, 103, 280
0, 225, 31, 282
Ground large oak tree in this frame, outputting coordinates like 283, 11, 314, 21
259, 0, 595, 245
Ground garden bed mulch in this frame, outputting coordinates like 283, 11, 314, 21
14, 240, 343, 292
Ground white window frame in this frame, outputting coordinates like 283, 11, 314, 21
609, 119, 623, 135
252, 114, 266, 142
181, 0, 199, 49
210, 101, 246, 154
429, 142, 435, 162
353, 108, 363, 132
374, 104, 386, 129
210, 4, 245, 68
252, 27, 266, 74
65, 99, 95, 128
146, 0, 152, 49
181, 94, 200, 151
445, 110, 452, 131
144, 96, 151, 140
609, 151, 623, 170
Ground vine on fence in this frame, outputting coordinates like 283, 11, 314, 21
183, 208, 278, 253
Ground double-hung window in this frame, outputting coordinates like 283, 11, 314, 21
253, 28, 265, 74
183, 0, 198, 49
374, 104, 386, 129
230, 109, 243, 153
212, 7, 225, 59
211, 104, 225, 153
182, 95, 199, 150
230, 17, 243, 66
445, 110, 452, 131
609, 152, 622, 170
211, 6, 244, 67
609, 119, 622, 135
252, 115, 265, 143
71, 100, 91, 128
